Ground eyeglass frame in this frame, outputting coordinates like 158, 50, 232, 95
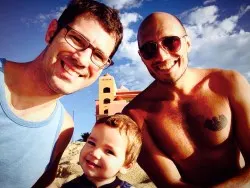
139, 35, 187, 60
63, 25, 114, 69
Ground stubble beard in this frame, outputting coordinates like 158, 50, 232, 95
150, 62, 188, 86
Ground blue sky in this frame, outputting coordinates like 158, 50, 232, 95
1, 0, 249, 141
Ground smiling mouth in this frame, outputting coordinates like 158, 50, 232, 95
86, 160, 100, 168
61, 60, 84, 77
155, 58, 180, 71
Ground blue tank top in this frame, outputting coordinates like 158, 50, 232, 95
0, 58, 64, 188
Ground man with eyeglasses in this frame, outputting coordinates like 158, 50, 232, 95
0, 0, 123, 187
123, 12, 250, 187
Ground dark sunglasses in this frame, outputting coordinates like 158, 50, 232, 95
139, 35, 187, 60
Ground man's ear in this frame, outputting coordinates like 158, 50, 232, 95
138, 50, 141, 58
45, 19, 58, 44
185, 35, 192, 53
119, 162, 134, 174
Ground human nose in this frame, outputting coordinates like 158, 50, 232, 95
90, 148, 102, 159
155, 43, 170, 61
72, 48, 93, 68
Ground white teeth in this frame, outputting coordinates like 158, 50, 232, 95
63, 63, 79, 77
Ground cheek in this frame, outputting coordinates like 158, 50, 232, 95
103, 157, 117, 169
88, 62, 101, 74
88, 68, 103, 83
94, 68, 102, 77
79, 152, 84, 164
79, 148, 87, 161
91, 63, 101, 72
180, 55, 188, 66
145, 63, 157, 77
144, 61, 154, 70
114, 155, 126, 166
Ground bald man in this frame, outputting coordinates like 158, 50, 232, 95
123, 12, 250, 187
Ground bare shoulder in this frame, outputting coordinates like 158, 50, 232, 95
62, 111, 74, 130
123, 82, 157, 112
122, 96, 146, 127
122, 84, 154, 127
53, 110, 74, 159
47, 110, 74, 181
201, 68, 248, 94
56, 111, 74, 151
218, 69, 250, 102
207, 68, 245, 82
221, 69, 249, 88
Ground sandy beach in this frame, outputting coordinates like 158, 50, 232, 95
49, 141, 156, 188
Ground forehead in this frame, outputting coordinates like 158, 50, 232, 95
138, 13, 184, 45
70, 14, 116, 56
91, 123, 127, 147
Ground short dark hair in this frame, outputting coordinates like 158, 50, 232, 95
95, 113, 142, 166
51, 0, 123, 58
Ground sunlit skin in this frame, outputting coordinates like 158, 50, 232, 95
137, 13, 191, 85
79, 123, 131, 187
3, 15, 116, 122
3, 11, 118, 188
123, 12, 250, 187
42, 14, 116, 95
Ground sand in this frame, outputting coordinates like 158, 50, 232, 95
49, 141, 156, 188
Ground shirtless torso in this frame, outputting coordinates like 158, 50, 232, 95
123, 68, 250, 187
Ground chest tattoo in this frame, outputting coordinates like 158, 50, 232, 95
204, 114, 227, 131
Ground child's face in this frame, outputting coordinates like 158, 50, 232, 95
79, 123, 129, 181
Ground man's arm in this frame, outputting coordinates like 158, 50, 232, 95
33, 112, 74, 188
122, 107, 199, 188
212, 70, 250, 188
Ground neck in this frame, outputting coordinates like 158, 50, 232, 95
4, 50, 61, 109
156, 67, 198, 95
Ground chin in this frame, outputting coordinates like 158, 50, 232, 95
48, 82, 74, 95
149, 71, 170, 83
49, 78, 87, 95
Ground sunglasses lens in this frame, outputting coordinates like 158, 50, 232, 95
162, 36, 181, 52
140, 36, 182, 60
140, 42, 157, 60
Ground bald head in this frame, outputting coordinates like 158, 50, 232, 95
138, 12, 187, 46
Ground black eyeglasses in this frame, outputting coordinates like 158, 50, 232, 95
64, 25, 113, 69
139, 35, 187, 60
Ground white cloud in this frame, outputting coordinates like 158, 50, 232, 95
115, 12, 142, 62
20, 3, 250, 90
120, 12, 142, 28
187, 15, 239, 39
102, 0, 143, 10
183, 6, 250, 81
246, 72, 250, 81
189, 33, 250, 70
239, 5, 250, 18
110, 62, 153, 90
203, 0, 216, 5
112, 5, 250, 90
110, 12, 154, 90
21, 6, 66, 29
185, 6, 219, 26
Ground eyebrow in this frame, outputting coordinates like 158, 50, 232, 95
87, 136, 96, 141
104, 143, 115, 150
89, 136, 118, 149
